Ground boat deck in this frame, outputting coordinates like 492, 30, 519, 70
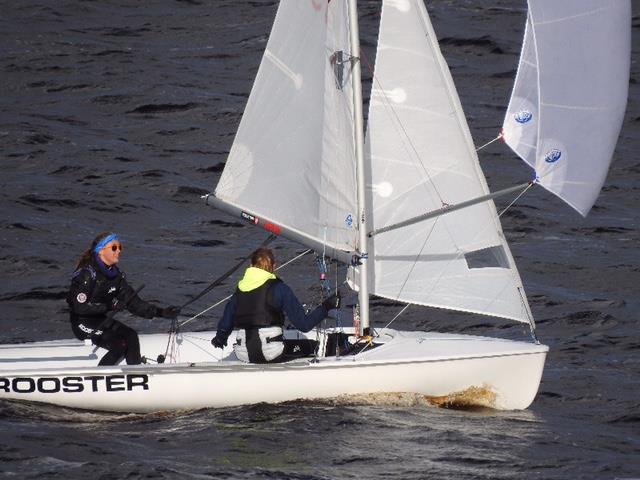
0, 328, 548, 376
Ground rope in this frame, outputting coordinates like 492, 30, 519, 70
382, 303, 410, 330
359, 48, 447, 205
178, 295, 231, 328
276, 249, 313, 274
476, 131, 504, 152
497, 181, 535, 218
363, 180, 533, 339
179, 234, 276, 311
178, 248, 313, 328
160, 235, 276, 361
164, 319, 178, 362
314, 244, 330, 360
353, 304, 409, 358
314, 246, 349, 357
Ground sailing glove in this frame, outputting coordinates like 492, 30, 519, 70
157, 305, 181, 319
322, 293, 341, 311
211, 335, 226, 349
110, 297, 126, 312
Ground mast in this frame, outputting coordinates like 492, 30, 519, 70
347, 0, 370, 335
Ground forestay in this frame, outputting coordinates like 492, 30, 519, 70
214, 0, 358, 253
362, 0, 531, 323
503, 0, 631, 216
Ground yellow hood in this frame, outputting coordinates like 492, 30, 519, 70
237, 267, 276, 292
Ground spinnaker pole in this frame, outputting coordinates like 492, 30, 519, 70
368, 181, 534, 237
347, 0, 370, 335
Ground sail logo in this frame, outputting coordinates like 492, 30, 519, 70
514, 110, 533, 124
241, 211, 259, 225
345, 214, 353, 227
544, 149, 562, 163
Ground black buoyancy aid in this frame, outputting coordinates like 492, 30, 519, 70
234, 278, 285, 329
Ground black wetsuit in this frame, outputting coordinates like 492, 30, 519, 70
67, 255, 159, 366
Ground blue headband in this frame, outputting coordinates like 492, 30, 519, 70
94, 233, 120, 253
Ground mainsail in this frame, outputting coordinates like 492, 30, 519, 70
503, 0, 631, 216
363, 0, 532, 323
213, 0, 358, 258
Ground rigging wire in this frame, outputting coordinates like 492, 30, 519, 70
181, 33, 533, 357
163, 234, 276, 361
498, 181, 538, 339
476, 131, 504, 152
179, 234, 276, 311
497, 181, 535, 218
314, 226, 348, 359
314, 229, 329, 361
383, 304, 411, 330
359, 49, 447, 206
165, 248, 314, 364
373, 181, 535, 334
178, 248, 314, 328
392, 216, 439, 306
355, 302, 411, 358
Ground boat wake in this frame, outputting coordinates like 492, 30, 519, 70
0, 399, 181, 424
322, 385, 498, 411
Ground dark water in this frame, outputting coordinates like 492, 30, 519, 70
1, 1, 639, 478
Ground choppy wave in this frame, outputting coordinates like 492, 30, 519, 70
0, 0, 638, 479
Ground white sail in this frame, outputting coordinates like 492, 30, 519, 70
214, 0, 358, 252
502, 13, 538, 166
363, 0, 531, 323
503, 0, 631, 216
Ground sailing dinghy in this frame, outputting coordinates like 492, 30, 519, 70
0, 0, 630, 413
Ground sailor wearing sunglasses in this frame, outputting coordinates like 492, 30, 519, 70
67, 231, 180, 366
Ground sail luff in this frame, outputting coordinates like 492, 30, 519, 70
347, 0, 370, 334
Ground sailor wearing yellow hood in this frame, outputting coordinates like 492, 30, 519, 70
212, 247, 339, 363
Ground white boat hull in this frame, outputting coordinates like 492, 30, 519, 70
0, 328, 547, 413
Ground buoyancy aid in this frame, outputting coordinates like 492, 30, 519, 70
234, 326, 284, 363
232, 267, 285, 363
234, 269, 285, 329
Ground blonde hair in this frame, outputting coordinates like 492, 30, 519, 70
251, 247, 275, 273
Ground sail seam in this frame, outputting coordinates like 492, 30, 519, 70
534, 7, 611, 27
540, 102, 620, 111
361, 43, 447, 206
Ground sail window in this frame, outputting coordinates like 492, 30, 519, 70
330, 50, 349, 90
464, 245, 510, 269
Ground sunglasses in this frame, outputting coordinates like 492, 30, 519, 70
110, 244, 123, 252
